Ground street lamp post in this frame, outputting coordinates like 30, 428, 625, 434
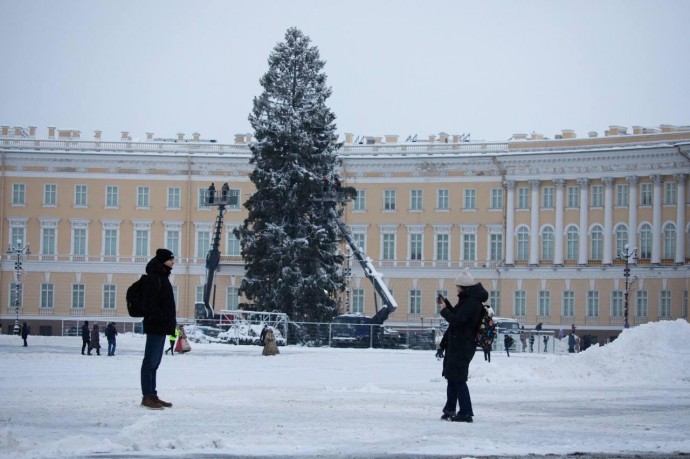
618, 243, 637, 329
7, 239, 30, 335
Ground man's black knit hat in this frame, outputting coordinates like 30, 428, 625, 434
155, 248, 174, 263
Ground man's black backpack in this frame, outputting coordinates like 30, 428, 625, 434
126, 275, 149, 318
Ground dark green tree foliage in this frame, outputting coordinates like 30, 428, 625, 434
236, 28, 348, 322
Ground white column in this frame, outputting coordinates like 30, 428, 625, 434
529, 179, 540, 266
626, 176, 639, 261
674, 173, 687, 264
651, 174, 663, 265
603, 177, 614, 265
578, 178, 590, 265
554, 179, 565, 265
504, 180, 516, 266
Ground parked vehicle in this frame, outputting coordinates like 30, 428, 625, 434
330, 313, 401, 348
492, 317, 523, 352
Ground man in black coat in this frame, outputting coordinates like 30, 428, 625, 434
140, 249, 177, 410
21, 322, 29, 346
81, 321, 90, 355
437, 269, 487, 423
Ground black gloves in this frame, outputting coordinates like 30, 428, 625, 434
435, 349, 444, 359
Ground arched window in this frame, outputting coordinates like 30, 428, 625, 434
590, 225, 603, 260
566, 226, 579, 260
639, 223, 652, 259
516, 227, 529, 261
615, 224, 628, 256
541, 227, 554, 260
663, 223, 676, 259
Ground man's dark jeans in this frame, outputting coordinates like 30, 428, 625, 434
443, 379, 474, 416
141, 333, 166, 396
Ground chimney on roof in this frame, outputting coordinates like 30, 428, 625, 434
511, 133, 528, 140
606, 125, 627, 136
48, 127, 56, 139
588, 131, 598, 138
660, 124, 678, 132
530, 132, 545, 140
176, 132, 185, 141
193, 132, 200, 141
438, 133, 449, 143
14, 127, 23, 137
428, 134, 436, 143
121, 131, 130, 141
385, 135, 399, 144
94, 130, 102, 140
146, 132, 154, 141
234, 134, 245, 144
344, 133, 354, 144
244, 133, 252, 143
632, 126, 643, 135
28, 126, 36, 137
561, 129, 576, 139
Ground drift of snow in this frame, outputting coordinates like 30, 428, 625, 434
0, 319, 688, 458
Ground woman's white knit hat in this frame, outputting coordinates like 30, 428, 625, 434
454, 268, 475, 287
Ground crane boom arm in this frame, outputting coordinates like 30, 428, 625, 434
330, 208, 397, 324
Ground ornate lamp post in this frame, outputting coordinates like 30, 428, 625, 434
618, 243, 637, 329
7, 239, 30, 335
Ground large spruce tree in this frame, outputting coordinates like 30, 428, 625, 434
236, 28, 348, 322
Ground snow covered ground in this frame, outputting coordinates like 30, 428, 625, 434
1, 320, 689, 459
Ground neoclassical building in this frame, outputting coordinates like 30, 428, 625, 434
1, 124, 689, 341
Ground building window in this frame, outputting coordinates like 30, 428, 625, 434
435, 233, 449, 261
436, 189, 449, 210
106, 186, 119, 208
663, 223, 676, 259
353, 233, 366, 254
196, 285, 204, 304
562, 291, 574, 317
488, 290, 500, 316
591, 225, 603, 260
10, 226, 25, 248
640, 183, 652, 206
384, 190, 396, 211
636, 291, 648, 317
660, 290, 672, 318
489, 233, 503, 261
462, 233, 476, 261
137, 186, 150, 208
44, 184, 57, 206
227, 229, 241, 257
382, 233, 396, 260
591, 185, 603, 208
541, 227, 554, 260
664, 182, 677, 205
167, 187, 181, 209
409, 233, 422, 261
72, 284, 85, 309
42, 227, 56, 255
409, 289, 421, 315
542, 186, 554, 209
103, 284, 116, 310
135, 230, 149, 257
464, 189, 476, 210
566, 227, 578, 260
516, 227, 529, 261
197, 231, 210, 258
538, 291, 550, 316
75, 185, 87, 207
41, 283, 54, 308
517, 187, 529, 209
352, 288, 364, 314
12, 183, 26, 206
164, 230, 179, 257
615, 224, 628, 255
197, 188, 207, 209
353, 189, 366, 211
566, 186, 579, 208
490, 188, 503, 209
639, 223, 652, 259
225, 189, 241, 210
587, 291, 599, 317
104, 229, 118, 257
514, 291, 526, 316
611, 291, 624, 317
226, 287, 239, 309
72, 228, 87, 256
410, 189, 422, 211
615, 183, 628, 207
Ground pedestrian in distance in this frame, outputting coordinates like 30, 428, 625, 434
259, 324, 268, 346
88, 324, 101, 355
262, 328, 280, 356
437, 268, 487, 423
543, 335, 549, 352
81, 321, 90, 355
529, 334, 535, 353
165, 326, 179, 355
21, 322, 30, 346
504, 334, 513, 357
105, 322, 118, 356
568, 332, 576, 353
140, 248, 177, 410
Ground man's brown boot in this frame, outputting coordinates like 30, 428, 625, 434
152, 395, 172, 408
141, 395, 164, 410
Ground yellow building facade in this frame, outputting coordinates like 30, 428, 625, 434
1, 125, 689, 341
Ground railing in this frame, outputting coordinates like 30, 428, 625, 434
70, 308, 85, 316
0, 138, 251, 155
39, 307, 54, 315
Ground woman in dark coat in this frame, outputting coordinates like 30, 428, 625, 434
438, 269, 487, 423
88, 324, 101, 355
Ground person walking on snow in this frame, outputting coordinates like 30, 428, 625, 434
81, 321, 90, 355
437, 268, 486, 423
140, 249, 177, 410
105, 322, 118, 356
88, 324, 101, 355
165, 326, 180, 355
21, 322, 29, 346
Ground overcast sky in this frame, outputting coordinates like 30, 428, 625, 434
1, 0, 688, 143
